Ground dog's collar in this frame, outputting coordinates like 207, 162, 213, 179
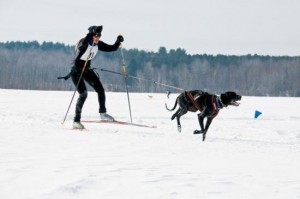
216, 96, 225, 109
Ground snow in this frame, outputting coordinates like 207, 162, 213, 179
0, 89, 299, 199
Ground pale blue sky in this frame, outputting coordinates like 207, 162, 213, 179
0, 0, 299, 55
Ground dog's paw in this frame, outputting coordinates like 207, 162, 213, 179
193, 130, 203, 134
177, 125, 181, 133
202, 133, 206, 141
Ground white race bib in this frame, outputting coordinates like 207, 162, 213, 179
80, 44, 98, 61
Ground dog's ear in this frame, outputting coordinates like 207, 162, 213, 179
221, 92, 235, 104
220, 93, 229, 105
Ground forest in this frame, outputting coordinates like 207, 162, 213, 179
0, 41, 299, 96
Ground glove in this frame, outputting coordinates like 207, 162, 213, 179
117, 35, 124, 43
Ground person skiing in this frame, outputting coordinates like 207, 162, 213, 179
71, 25, 124, 129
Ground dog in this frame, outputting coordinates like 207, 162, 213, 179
165, 90, 241, 141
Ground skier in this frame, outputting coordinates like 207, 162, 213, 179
72, 25, 124, 129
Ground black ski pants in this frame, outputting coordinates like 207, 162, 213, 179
71, 68, 106, 122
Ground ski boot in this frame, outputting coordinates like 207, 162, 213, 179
73, 121, 85, 129
100, 113, 115, 122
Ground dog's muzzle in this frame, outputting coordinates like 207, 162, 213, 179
230, 95, 242, 106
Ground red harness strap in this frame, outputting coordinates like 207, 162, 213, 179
186, 91, 203, 112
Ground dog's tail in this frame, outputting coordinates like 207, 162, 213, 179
165, 100, 177, 111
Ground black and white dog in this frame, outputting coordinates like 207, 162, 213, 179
165, 90, 241, 141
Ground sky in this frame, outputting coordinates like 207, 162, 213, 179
0, 0, 300, 56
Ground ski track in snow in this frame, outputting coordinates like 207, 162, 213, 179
0, 89, 300, 199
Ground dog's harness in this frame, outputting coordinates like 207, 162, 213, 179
186, 91, 203, 112
186, 91, 223, 119
211, 96, 220, 119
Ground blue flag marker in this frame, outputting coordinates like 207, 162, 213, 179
254, 110, 262, 119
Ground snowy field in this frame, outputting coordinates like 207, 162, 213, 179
0, 89, 299, 199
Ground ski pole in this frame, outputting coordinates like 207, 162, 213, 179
99, 68, 185, 91
120, 45, 133, 124
61, 43, 94, 125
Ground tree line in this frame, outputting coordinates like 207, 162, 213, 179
0, 41, 299, 96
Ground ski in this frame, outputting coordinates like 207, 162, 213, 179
71, 127, 89, 131
81, 120, 157, 128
